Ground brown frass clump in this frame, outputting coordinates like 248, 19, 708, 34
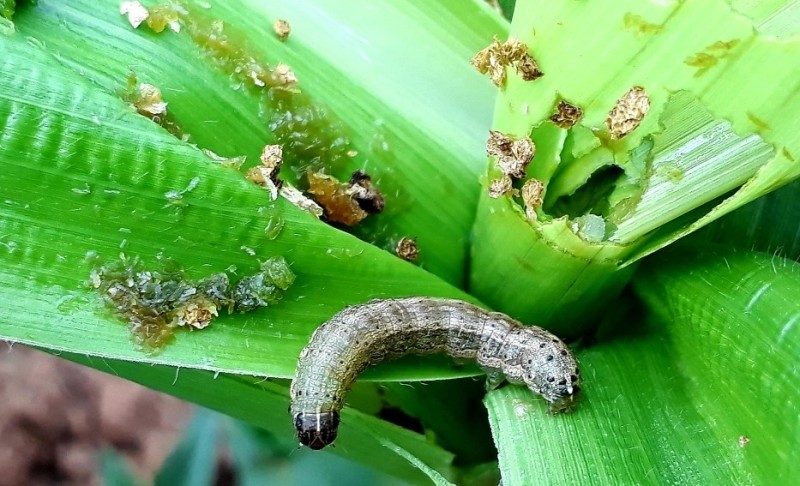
521, 179, 545, 222
395, 237, 419, 262
90, 254, 295, 350
347, 170, 385, 214
486, 130, 535, 179
549, 101, 584, 129
247, 144, 285, 199
273, 19, 291, 41
488, 175, 515, 199
306, 170, 384, 226
471, 36, 543, 88
606, 86, 650, 140
122, 72, 185, 139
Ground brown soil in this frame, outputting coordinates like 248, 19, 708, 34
0, 343, 191, 486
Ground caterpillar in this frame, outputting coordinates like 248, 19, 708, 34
290, 297, 580, 450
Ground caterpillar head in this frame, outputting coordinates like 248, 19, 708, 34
521, 338, 581, 413
294, 411, 340, 450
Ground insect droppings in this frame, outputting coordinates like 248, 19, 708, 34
290, 297, 580, 450
91, 254, 295, 350
606, 86, 650, 140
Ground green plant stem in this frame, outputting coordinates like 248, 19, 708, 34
469, 0, 800, 329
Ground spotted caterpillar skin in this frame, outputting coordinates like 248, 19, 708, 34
290, 297, 580, 450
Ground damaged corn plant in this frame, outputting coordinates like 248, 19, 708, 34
0, 0, 798, 484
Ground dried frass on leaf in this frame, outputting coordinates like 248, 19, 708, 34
606, 86, 650, 140
307, 172, 368, 226
91, 253, 295, 350
486, 130, 535, 179
130, 83, 168, 118
521, 179, 545, 222
549, 101, 584, 129
346, 170, 385, 214
273, 64, 299, 91
307, 171, 384, 226
395, 237, 419, 262
260, 144, 283, 174
246, 144, 285, 199
273, 19, 291, 41
145, 4, 182, 33
173, 295, 219, 330
514, 53, 544, 82
471, 36, 543, 87
488, 175, 515, 199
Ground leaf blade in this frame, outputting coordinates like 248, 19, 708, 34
485, 247, 800, 485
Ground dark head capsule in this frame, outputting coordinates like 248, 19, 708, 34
294, 411, 340, 450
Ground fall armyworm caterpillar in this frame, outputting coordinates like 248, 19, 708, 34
290, 297, 580, 450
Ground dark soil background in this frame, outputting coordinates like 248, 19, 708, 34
0, 343, 190, 486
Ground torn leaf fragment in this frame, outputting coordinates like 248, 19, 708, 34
606, 86, 650, 140
120, 1, 148, 29
246, 166, 277, 199
273, 18, 291, 41
549, 101, 583, 129
395, 237, 419, 262
279, 185, 323, 218
471, 37, 542, 87
202, 149, 246, 170
247, 144, 285, 200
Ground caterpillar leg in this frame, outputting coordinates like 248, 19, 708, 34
484, 369, 506, 391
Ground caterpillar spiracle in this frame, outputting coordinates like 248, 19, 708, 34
290, 297, 581, 450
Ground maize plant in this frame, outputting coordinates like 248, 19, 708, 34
1, 0, 798, 484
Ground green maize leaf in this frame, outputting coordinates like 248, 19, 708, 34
12, 0, 506, 286
0, 3, 509, 479
57, 352, 456, 485
485, 247, 800, 485
470, 0, 800, 330
0, 32, 484, 382
0, 0, 14, 20
694, 178, 800, 259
